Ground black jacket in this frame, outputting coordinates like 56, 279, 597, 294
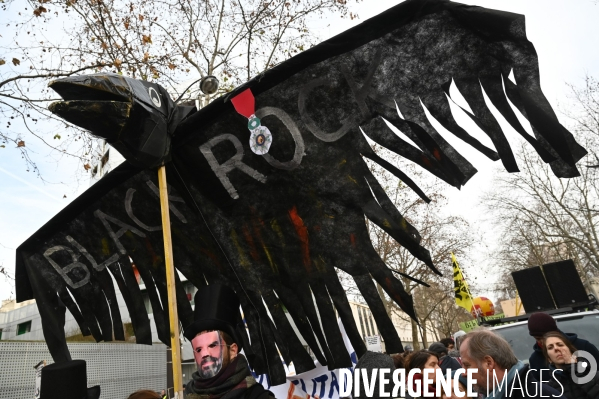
438, 355, 462, 374
185, 383, 272, 399
528, 331, 599, 381
547, 363, 599, 399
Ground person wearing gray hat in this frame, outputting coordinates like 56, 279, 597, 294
353, 351, 396, 399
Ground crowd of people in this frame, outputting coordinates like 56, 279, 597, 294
39, 284, 598, 399
353, 312, 599, 399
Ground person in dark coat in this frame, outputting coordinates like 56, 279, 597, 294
460, 329, 566, 398
429, 342, 462, 374
183, 284, 274, 399
527, 312, 599, 381
542, 331, 599, 399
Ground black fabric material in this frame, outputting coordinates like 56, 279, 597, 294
183, 283, 243, 350
49, 74, 196, 169
240, 385, 274, 399
16, 0, 588, 386
548, 363, 599, 399
528, 331, 599, 382
40, 360, 101, 399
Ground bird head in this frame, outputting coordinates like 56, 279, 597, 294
49, 73, 194, 168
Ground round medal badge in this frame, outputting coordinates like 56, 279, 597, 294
249, 126, 272, 155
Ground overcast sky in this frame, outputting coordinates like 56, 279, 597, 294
1, 0, 598, 304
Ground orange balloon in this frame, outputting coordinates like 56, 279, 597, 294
470, 296, 495, 317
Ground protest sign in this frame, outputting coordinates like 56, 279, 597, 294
257, 319, 357, 399
365, 335, 382, 353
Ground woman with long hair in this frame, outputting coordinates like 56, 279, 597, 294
543, 331, 599, 399
404, 350, 441, 399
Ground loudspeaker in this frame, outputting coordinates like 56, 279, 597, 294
512, 267, 556, 312
543, 260, 589, 308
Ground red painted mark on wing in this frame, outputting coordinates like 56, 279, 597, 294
251, 216, 266, 242
132, 263, 141, 284
200, 248, 222, 269
288, 206, 311, 271
144, 238, 161, 267
433, 148, 441, 161
242, 224, 260, 261
421, 154, 432, 167
350, 233, 356, 248
385, 277, 405, 308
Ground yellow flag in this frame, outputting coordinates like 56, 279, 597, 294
452, 253, 474, 312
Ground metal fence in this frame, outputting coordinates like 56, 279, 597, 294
0, 341, 167, 399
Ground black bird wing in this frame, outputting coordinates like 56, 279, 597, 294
16, 0, 587, 384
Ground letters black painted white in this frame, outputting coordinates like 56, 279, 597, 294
94, 209, 146, 254
43, 245, 90, 289
200, 133, 267, 199
66, 235, 119, 272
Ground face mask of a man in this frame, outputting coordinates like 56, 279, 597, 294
192, 331, 227, 379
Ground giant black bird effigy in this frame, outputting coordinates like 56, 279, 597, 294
15, 0, 587, 385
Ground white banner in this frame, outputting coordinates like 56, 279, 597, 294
256, 319, 357, 399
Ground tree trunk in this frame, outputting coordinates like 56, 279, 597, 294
411, 319, 420, 350
421, 320, 428, 348
432, 325, 440, 342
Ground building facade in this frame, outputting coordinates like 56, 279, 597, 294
0, 341, 166, 399
89, 140, 126, 184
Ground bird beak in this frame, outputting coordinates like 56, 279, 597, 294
48, 74, 133, 141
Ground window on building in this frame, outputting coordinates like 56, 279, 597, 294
368, 310, 377, 336
362, 307, 372, 336
17, 321, 32, 335
357, 306, 366, 338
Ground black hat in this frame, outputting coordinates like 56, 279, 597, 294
183, 283, 243, 350
40, 360, 100, 399
528, 312, 558, 336
429, 342, 448, 355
